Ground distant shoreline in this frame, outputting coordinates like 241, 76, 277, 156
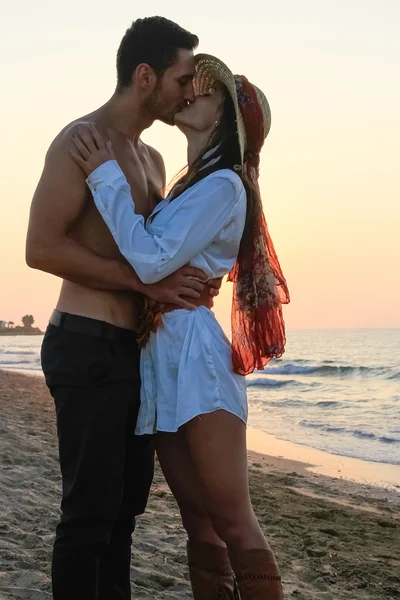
0, 329, 43, 337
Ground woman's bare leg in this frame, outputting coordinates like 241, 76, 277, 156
156, 431, 239, 599
183, 410, 267, 550
157, 412, 283, 597
156, 430, 224, 546
183, 411, 284, 598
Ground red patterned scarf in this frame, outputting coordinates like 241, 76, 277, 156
228, 76, 290, 375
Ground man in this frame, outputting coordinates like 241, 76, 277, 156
26, 17, 218, 600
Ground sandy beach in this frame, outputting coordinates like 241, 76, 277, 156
0, 369, 399, 599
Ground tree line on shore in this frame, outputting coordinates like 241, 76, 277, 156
0, 315, 43, 335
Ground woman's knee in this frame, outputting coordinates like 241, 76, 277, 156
207, 504, 259, 546
180, 504, 215, 539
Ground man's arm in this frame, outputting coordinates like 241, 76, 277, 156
26, 126, 141, 290
26, 126, 206, 309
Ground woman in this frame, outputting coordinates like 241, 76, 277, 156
70, 54, 289, 600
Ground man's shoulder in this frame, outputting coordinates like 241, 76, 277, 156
47, 114, 99, 156
39, 115, 99, 186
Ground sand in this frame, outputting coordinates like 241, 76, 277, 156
0, 369, 399, 599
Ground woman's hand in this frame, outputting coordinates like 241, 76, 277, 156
69, 123, 115, 177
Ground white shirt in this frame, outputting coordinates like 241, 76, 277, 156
87, 160, 247, 283
87, 160, 248, 433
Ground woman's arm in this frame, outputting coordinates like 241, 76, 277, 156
69, 125, 244, 286
87, 160, 243, 284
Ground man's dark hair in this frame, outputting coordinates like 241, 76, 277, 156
116, 17, 199, 89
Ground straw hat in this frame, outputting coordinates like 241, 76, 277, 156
194, 53, 271, 164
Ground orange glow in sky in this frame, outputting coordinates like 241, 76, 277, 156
1, 1, 399, 331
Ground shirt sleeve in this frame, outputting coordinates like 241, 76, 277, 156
87, 160, 245, 284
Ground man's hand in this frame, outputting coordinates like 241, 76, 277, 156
143, 266, 207, 310
207, 277, 223, 298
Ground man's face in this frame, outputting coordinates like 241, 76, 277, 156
146, 49, 196, 125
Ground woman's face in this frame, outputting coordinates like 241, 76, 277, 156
174, 85, 225, 134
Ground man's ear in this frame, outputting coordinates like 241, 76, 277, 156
135, 63, 157, 91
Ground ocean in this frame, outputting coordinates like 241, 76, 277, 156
1, 329, 399, 466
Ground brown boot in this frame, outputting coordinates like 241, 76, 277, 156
228, 548, 284, 599
187, 540, 239, 599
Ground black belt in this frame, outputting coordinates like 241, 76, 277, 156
49, 310, 136, 341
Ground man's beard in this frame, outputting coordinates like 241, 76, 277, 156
145, 86, 178, 126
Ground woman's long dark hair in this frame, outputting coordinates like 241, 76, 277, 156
137, 83, 289, 373
169, 88, 262, 249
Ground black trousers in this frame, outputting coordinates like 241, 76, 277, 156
41, 315, 154, 600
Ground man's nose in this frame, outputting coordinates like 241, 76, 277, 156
184, 82, 196, 103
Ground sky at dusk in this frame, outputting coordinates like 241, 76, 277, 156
1, 0, 399, 331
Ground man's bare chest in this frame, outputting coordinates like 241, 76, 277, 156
71, 139, 163, 258
113, 142, 163, 217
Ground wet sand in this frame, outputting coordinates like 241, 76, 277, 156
247, 426, 400, 495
